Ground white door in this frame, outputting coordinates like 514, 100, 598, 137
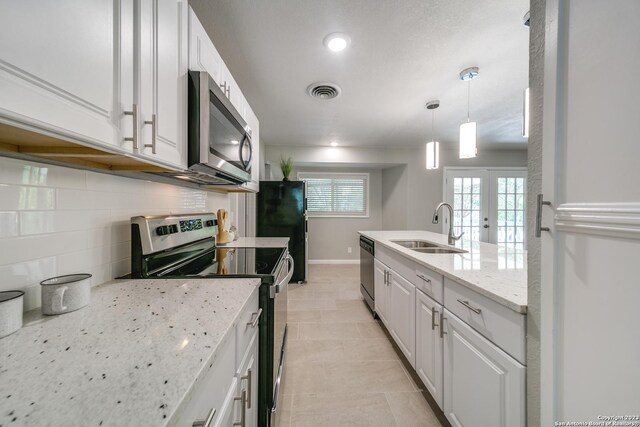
388, 269, 416, 367
415, 289, 444, 409
445, 170, 489, 243
374, 259, 389, 326
137, 0, 187, 168
540, 0, 640, 424
445, 168, 527, 248
442, 310, 525, 427
0, 0, 130, 151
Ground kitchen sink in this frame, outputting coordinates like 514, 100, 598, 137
391, 239, 467, 254
391, 240, 440, 249
412, 247, 467, 254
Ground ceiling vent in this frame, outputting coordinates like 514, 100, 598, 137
307, 82, 341, 100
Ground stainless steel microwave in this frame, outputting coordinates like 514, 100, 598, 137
187, 71, 252, 184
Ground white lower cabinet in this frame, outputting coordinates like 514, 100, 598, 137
442, 309, 525, 427
172, 288, 259, 427
388, 270, 416, 367
374, 259, 390, 327
373, 249, 526, 426
415, 289, 443, 409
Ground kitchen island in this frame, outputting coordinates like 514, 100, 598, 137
359, 230, 527, 427
0, 277, 261, 426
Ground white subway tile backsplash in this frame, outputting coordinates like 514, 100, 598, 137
0, 156, 231, 311
0, 185, 56, 210
0, 211, 19, 237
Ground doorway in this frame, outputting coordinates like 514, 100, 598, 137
443, 167, 527, 250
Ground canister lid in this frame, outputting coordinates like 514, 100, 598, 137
40, 273, 92, 286
0, 290, 24, 303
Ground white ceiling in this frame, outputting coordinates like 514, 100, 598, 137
191, 0, 529, 150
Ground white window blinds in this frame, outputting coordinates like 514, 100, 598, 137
298, 172, 369, 217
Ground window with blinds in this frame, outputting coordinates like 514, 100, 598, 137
297, 172, 369, 217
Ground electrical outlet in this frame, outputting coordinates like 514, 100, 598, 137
347, 247, 352, 254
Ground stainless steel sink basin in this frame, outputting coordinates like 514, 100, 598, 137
412, 247, 467, 254
391, 239, 467, 254
391, 240, 440, 249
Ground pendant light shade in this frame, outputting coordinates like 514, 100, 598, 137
459, 121, 477, 159
426, 141, 439, 169
425, 100, 440, 170
459, 67, 479, 159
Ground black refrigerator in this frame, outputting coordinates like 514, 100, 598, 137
257, 181, 307, 283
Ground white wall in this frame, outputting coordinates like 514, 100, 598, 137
265, 145, 527, 232
288, 166, 383, 262
0, 156, 231, 311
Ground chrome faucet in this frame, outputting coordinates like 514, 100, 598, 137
432, 202, 464, 245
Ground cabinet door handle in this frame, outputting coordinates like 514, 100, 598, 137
417, 274, 431, 284
247, 308, 262, 328
431, 308, 439, 330
440, 311, 447, 338
241, 368, 252, 408
227, 85, 231, 99
143, 114, 157, 154
233, 390, 246, 427
124, 104, 139, 149
535, 193, 551, 237
457, 299, 482, 314
192, 407, 216, 427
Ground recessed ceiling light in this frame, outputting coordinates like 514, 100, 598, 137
231, 140, 239, 145
323, 33, 350, 52
330, 141, 339, 147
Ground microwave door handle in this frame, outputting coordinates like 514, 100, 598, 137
239, 134, 253, 170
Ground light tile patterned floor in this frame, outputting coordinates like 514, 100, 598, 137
278, 264, 444, 427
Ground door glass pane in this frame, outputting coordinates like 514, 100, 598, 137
496, 176, 526, 250
452, 175, 483, 242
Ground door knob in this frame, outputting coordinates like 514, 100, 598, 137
483, 224, 490, 229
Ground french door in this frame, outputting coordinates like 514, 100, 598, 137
443, 168, 527, 250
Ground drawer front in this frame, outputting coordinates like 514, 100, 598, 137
444, 278, 526, 364
377, 246, 444, 303
236, 287, 260, 370
172, 329, 236, 426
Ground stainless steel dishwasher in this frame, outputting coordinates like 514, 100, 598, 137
359, 236, 375, 313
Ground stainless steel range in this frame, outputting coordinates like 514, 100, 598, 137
128, 213, 292, 427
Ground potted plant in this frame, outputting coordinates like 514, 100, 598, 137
280, 156, 293, 181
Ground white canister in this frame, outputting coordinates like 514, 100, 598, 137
40, 274, 92, 315
0, 291, 24, 339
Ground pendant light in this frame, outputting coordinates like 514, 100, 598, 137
425, 100, 440, 170
459, 67, 479, 159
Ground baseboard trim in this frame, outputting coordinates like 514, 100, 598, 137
555, 202, 640, 239
308, 259, 360, 265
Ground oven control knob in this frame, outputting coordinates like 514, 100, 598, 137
169, 224, 179, 234
156, 225, 169, 236
205, 219, 216, 227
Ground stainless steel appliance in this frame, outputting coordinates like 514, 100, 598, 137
128, 213, 292, 427
359, 236, 375, 313
157, 71, 253, 185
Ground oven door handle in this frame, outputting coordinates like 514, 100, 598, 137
270, 255, 294, 298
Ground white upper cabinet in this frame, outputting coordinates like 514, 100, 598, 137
0, 0, 129, 151
0, 1, 188, 169
136, 0, 188, 168
188, 8, 224, 84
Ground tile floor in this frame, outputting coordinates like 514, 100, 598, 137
278, 264, 444, 427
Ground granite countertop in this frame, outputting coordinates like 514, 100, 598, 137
218, 236, 289, 248
0, 277, 261, 426
359, 230, 527, 313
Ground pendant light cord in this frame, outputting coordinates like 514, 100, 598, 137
467, 80, 471, 122
431, 109, 435, 142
